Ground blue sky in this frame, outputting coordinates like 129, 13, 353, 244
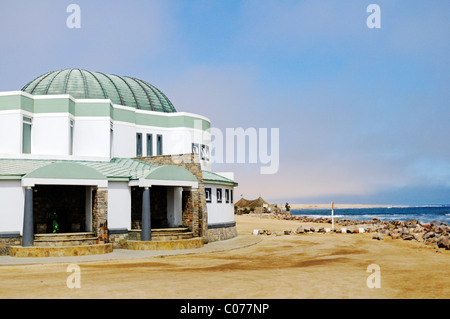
0, 0, 449, 204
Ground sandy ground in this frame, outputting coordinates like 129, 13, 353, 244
0, 214, 449, 299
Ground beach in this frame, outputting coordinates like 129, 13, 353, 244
0, 214, 449, 299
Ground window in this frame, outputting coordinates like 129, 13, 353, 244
110, 122, 114, 157
225, 189, 230, 203
157, 134, 163, 155
146, 134, 153, 156
69, 119, 74, 155
230, 189, 234, 203
22, 116, 32, 154
201, 144, 209, 161
205, 188, 211, 203
136, 133, 142, 157
192, 143, 199, 154
216, 188, 222, 203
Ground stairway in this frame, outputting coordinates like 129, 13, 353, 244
33, 232, 99, 247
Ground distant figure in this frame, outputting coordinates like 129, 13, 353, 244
285, 202, 290, 212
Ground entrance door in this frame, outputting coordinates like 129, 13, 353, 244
33, 185, 87, 233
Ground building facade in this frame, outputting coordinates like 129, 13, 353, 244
0, 69, 237, 256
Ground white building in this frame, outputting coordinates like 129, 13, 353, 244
0, 69, 237, 256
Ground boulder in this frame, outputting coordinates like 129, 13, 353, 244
372, 233, 383, 240
296, 226, 304, 233
402, 234, 415, 241
310, 227, 315, 232
431, 220, 442, 227
284, 230, 291, 235
437, 236, 450, 250
390, 232, 401, 239
423, 232, 435, 240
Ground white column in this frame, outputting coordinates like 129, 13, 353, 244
167, 187, 183, 227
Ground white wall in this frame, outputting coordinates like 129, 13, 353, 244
0, 112, 22, 155
74, 118, 111, 158
32, 115, 71, 155
0, 181, 24, 233
205, 184, 235, 225
107, 182, 131, 230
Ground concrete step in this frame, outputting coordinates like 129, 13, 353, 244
10, 243, 113, 257
124, 237, 204, 251
128, 228, 194, 241
33, 232, 98, 246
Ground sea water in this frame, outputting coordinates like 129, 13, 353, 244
290, 205, 450, 224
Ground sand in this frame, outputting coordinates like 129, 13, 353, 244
0, 214, 449, 299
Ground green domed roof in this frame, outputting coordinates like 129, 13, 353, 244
21, 69, 176, 112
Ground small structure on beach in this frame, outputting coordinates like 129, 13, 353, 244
235, 196, 280, 214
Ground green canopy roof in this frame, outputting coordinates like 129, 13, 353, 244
21, 69, 176, 113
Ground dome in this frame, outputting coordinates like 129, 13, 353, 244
21, 69, 176, 112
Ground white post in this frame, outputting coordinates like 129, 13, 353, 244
331, 201, 334, 230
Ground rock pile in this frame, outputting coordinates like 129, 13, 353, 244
251, 216, 450, 250
370, 219, 450, 249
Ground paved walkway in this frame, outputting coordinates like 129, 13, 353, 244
0, 235, 262, 266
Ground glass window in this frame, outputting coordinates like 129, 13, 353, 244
201, 144, 209, 161
225, 189, 230, 203
69, 119, 74, 155
157, 134, 163, 155
216, 188, 222, 203
136, 133, 142, 157
192, 143, 199, 154
230, 189, 234, 203
22, 116, 32, 154
146, 134, 153, 156
110, 122, 114, 157
205, 187, 211, 203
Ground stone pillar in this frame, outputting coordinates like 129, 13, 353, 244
92, 187, 108, 243
141, 187, 151, 241
22, 187, 34, 247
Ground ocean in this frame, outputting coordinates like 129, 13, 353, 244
290, 205, 450, 224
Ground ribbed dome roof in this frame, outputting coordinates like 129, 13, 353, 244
21, 69, 176, 112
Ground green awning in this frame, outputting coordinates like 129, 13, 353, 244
24, 162, 106, 180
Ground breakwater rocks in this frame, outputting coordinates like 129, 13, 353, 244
248, 213, 450, 250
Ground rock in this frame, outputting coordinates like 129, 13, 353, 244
372, 233, 383, 240
431, 220, 442, 227
266, 230, 272, 235
296, 226, 304, 233
390, 232, 401, 239
284, 230, 291, 235
335, 228, 342, 233
310, 227, 315, 232
258, 229, 266, 235
437, 236, 450, 250
252, 229, 259, 235
272, 231, 283, 236
352, 229, 359, 234
318, 227, 325, 233
423, 232, 435, 240
402, 234, 415, 240
405, 219, 418, 228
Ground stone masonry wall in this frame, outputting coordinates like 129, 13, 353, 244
205, 225, 238, 243
92, 188, 108, 243
0, 234, 21, 256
